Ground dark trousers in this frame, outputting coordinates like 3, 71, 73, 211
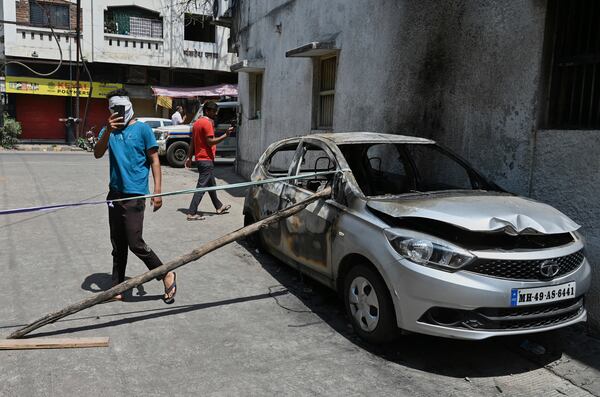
107, 191, 163, 284
187, 160, 223, 215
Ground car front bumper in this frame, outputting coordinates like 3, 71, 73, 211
385, 250, 592, 340
157, 139, 167, 156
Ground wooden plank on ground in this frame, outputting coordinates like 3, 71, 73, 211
0, 337, 109, 350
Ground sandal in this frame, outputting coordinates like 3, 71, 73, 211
163, 272, 177, 304
216, 204, 231, 215
187, 214, 205, 221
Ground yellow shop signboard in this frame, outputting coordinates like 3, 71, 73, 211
5, 76, 122, 98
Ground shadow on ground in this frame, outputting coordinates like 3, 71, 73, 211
81, 272, 160, 302
235, 239, 600, 379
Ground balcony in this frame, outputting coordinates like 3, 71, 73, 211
10, 26, 80, 60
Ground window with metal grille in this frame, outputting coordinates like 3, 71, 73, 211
184, 14, 216, 42
249, 73, 263, 119
317, 56, 336, 129
30, 2, 70, 29
104, 6, 162, 38
545, 0, 600, 129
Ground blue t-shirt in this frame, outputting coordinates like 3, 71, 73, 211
99, 121, 158, 195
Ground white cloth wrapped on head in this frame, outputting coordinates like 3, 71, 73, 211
108, 96, 134, 125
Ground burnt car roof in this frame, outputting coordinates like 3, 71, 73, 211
305, 132, 435, 145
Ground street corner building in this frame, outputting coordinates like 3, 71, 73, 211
0, 0, 237, 142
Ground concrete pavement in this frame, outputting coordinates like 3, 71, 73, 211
0, 151, 599, 396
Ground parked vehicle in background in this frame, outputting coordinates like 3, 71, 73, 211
154, 101, 239, 168
136, 117, 173, 133
243, 132, 591, 344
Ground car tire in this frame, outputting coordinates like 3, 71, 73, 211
166, 141, 189, 168
244, 214, 264, 250
343, 264, 398, 344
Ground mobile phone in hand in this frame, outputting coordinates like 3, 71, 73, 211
112, 105, 126, 121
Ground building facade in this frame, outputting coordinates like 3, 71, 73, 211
1, 0, 237, 141
230, 0, 600, 333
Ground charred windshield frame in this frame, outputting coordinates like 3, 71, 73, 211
338, 142, 500, 197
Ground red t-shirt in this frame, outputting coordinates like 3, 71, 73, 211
192, 116, 216, 161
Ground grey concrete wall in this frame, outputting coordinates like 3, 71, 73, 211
531, 131, 600, 331
234, 0, 600, 333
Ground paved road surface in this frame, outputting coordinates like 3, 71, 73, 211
0, 152, 599, 396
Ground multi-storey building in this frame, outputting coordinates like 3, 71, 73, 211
1, 0, 237, 141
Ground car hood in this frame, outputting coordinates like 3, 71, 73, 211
155, 125, 191, 133
366, 193, 580, 235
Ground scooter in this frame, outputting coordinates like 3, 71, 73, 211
84, 126, 98, 152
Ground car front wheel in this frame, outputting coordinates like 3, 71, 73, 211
344, 264, 398, 344
166, 141, 189, 168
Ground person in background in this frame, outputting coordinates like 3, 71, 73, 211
171, 106, 184, 125
184, 100, 232, 220
94, 88, 178, 304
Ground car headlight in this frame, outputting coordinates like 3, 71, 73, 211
385, 230, 475, 271
155, 131, 168, 140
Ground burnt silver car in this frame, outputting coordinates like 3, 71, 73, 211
243, 132, 591, 343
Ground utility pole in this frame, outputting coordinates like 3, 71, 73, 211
74, 0, 82, 142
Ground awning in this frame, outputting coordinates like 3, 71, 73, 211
151, 83, 238, 98
230, 59, 265, 73
286, 41, 338, 58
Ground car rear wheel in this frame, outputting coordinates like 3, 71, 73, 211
166, 141, 189, 168
344, 264, 398, 344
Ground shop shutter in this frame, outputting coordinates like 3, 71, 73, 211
16, 95, 66, 140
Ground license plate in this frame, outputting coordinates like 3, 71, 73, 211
510, 282, 576, 307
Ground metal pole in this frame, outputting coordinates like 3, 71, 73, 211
74, 0, 81, 141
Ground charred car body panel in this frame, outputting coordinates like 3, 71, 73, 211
243, 132, 591, 341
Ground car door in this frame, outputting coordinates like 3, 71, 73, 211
253, 141, 302, 251
277, 139, 339, 276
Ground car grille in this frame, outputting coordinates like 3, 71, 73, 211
465, 250, 584, 280
421, 297, 584, 331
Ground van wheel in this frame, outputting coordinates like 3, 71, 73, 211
166, 141, 189, 168
343, 264, 398, 344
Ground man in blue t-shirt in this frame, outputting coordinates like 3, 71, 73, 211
94, 89, 177, 304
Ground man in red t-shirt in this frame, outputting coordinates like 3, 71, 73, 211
185, 101, 232, 220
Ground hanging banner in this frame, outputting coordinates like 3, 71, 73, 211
5, 76, 123, 98
156, 95, 172, 109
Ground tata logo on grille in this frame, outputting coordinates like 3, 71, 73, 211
540, 260, 560, 278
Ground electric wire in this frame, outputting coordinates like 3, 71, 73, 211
1, 1, 63, 77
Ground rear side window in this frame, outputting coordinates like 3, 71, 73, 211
163, 121, 173, 126
265, 144, 298, 176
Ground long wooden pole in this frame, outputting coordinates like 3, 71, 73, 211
7, 187, 331, 339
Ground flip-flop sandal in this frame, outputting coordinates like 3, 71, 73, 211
162, 272, 177, 304
187, 214, 205, 221
216, 204, 231, 214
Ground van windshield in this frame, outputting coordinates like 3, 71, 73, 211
338, 143, 493, 196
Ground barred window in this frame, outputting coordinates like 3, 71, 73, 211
30, 2, 70, 29
184, 14, 215, 43
317, 56, 337, 129
545, 0, 600, 129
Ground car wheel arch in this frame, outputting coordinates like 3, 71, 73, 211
336, 253, 395, 299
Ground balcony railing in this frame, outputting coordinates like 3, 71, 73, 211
104, 33, 163, 51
